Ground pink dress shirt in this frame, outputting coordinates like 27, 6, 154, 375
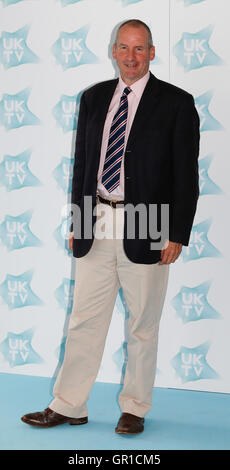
96, 71, 150, 201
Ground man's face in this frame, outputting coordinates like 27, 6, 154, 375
113, 25, 155, 85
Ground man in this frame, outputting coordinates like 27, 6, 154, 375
21, 19, 200, 434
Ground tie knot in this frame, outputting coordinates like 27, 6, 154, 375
123, 86, 132, 96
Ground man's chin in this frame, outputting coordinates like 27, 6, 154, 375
122, 71, 141, 84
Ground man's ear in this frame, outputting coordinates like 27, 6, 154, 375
113, 43, 117, 60
150, 45, 155, 61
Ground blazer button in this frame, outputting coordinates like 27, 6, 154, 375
125, 176, 131, 180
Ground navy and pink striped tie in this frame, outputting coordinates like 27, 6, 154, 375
101, 86, 131, 193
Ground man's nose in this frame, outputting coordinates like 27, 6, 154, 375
126, 49, 135, 61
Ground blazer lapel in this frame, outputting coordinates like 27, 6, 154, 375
95, 78, 119, 153
126, 72, 161, 149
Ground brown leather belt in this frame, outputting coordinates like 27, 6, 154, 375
97, 194, 124, 208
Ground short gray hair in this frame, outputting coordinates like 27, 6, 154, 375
115, 19, 153, 48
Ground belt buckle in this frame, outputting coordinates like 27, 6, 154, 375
110, 200, 115, 208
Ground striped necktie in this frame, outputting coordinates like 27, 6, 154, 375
101, 86, 131, 193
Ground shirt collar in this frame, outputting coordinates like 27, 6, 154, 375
118, 70, 150, 98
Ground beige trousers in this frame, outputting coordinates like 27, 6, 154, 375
49, 200, 169, 418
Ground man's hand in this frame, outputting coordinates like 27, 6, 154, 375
69, 232, 74, 251
158, 240, 182, 265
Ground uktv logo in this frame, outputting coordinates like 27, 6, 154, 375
58, 0, 82, 5
0, 210, 42, 251
113, 342, 128, 376
0, 329, 43, 367
171, 341, 219, 383
119, 0, 143, 5
171, 280, 221, 323
182, 218, 222, 262
0, 0, 27, 6
0, 270, 43, 309
117, 287, 129, 320
0, 150, 41, 191
0, 88, 40, 130
53, 92, 82, 133
174, 25, 223, 72
52, 25, 98, 70
199, 155, 223, 196
56, 337, 67, 367
0, 26, 39, 69
54, 220, 72, 253
53, 156, 74, 193
54, 278, 75, 314
181, 0, 207, 5
195, 91, 223, 132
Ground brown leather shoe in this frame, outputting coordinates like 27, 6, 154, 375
115, 412, 144, 434
21, 407, 88, 428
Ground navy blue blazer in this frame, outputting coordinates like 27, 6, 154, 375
70, 72, 200, 264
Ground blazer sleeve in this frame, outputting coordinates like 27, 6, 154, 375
169, 94, 200, 246
70, 91, 87, 233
